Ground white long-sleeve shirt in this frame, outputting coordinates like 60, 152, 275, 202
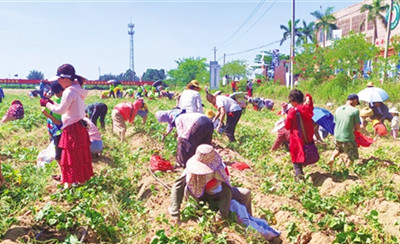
178, 89, 203, 113
392, 116, 400, 130
46, 84, 88, 129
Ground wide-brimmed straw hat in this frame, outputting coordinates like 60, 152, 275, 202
186, 144, 230, 198
186, 144, 224, 175
372, 119, 381, 127
186, 80, 201, 89
205, 110, 216, 119
271, 118, 285, 133
367, 81, 374, 87
389, 107, 399, 114
360, 107, 373, 117
213, 90, 222, 96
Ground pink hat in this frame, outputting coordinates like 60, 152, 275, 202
186, 144, 230, 197
186, 144, 224, 175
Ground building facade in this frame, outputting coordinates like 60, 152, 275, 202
322, 0, 400, 48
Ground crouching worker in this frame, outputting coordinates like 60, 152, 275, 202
85, 102, 108, 130
83, 117, 103, 157
1, 100, 24, 124
168, 144, 252, 224
156, 109, 213, 167
111, 98, 143, 142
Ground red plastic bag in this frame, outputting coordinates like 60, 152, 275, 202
354, 131, 374, 148
231, 162, 250, 171
150, 155, 174, 172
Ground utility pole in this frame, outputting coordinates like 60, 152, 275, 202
290, 0, 295, 89
383, 0, 394, 83
128, 21, 135, 81
223, 53, 226, 66
213, 47, 217, 61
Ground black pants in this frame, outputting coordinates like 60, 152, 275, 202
91, 104, 108, 129
176, 117, 213, 167
53, 134, 62, 160
225, 110, 242, 142
109, 90, 115, 98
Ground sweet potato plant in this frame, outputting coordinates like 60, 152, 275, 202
0, 88, 399, 243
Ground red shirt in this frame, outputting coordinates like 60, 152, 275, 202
285, 94, 314, 163
374, 123, 388, 136
114, 100, 142, 123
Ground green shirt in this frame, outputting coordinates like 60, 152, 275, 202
45, 96, 62, 121
334, 105, 360, 142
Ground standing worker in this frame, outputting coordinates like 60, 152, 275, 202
42, 63, 93, 188
284, 90, 314, 181
328, 94, 361, 169
109, 82, 116, 98
178, 80, 203, 113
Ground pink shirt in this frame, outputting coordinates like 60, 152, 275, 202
83, 117, 102, 141
175, 113, 207, 140
46, 84, 88, 129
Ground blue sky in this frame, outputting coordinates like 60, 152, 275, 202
0, 0, 359, 80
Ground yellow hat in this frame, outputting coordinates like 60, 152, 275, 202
205, 110, 215, 119
367, 82, 374, 87
372, 120, 380, 127
360, 107, 373, 117
186, 80, 201, 89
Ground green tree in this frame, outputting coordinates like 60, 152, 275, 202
221, 59, 247, 80
326, 33, 378, 76
27, 70, 44, 80
99, 74, 118, 81
167, 57, 208, 86
122, 69, 140, 81
311, 6, 338, 48
279, 19, 302, 46
360, 0, 389, 45
295, 33, 378, 81
294, 43, 328, 81
99, 69, 139, 81
141, 69, 166, 81
299, 20, 315, 45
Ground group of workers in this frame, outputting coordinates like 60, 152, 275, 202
1, 68, 399, 242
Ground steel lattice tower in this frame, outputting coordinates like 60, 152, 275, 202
128, 22, 135, 80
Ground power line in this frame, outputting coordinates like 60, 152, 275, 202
227, 0, 278, 45
218, 39, 280, 61
218, 0, 266, 48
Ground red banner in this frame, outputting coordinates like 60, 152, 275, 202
0, 79, 154, 86
0, 79, 40, 84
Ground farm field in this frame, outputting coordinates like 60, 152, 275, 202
0, 88, 400, 243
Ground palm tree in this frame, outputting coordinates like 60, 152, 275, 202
279, 19, 302, 46
299, 20, 315, 45
311, 6, 338, 48
360, 0, 389, 45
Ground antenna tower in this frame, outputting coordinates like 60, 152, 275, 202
128, 22, 135, 80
